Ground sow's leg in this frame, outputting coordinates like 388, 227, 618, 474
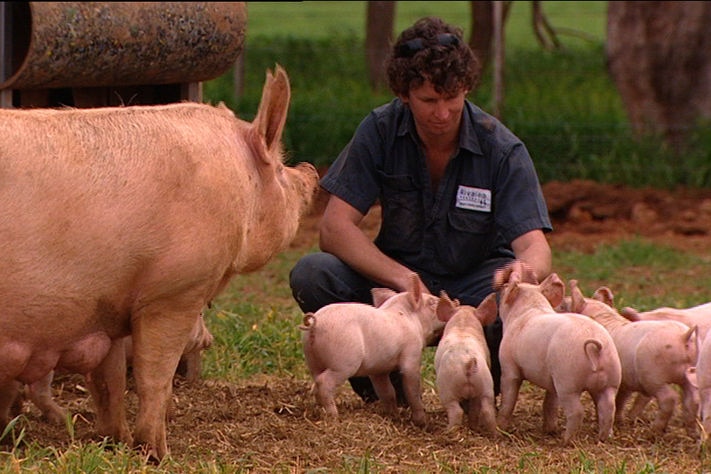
27, 371, 68, 425
130, 306, 200, 461
0, 381, 22, 432
86, 338, 132, 446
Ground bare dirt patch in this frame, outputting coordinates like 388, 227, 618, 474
12, 180, 711, 472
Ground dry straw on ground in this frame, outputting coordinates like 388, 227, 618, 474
10, 180, 711, 472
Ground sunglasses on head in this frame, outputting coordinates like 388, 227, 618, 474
396, 33, 460, 58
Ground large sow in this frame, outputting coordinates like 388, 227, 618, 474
0, 65, 318, 460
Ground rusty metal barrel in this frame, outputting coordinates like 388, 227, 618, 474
1, 2, 246, 91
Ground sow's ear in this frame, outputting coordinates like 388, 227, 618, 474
251, 64, 291, 164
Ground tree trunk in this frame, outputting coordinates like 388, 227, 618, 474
531, 0, 561, 51
366, 1, 395, 92
492, 1, 505, 120
469, 1, 512, 77
470, 1, 494, 71
607, 1, 711, 149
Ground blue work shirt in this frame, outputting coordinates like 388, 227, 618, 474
321, 98, 552, 277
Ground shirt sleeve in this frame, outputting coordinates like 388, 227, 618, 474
494, 141, 553, 243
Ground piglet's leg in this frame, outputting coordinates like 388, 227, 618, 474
465, 399, 479, 426
444, 400, 464, 430
313, 371, 340, 419
701, 390, 711, 447
650, 385, 679, 434
627, 392, 652, 421
542, 390, 559, 434
614, 389, 633, 425
370, 374, 397, 415
681, 379, 699, 438
400, 368, 426, 427
593, 387, 617, 442
496, 370, 522, 430
557, 391, 584, 445
475, 396, 499, 435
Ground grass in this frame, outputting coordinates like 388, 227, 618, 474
555, 238, 711, 310
5, 237, 706, 472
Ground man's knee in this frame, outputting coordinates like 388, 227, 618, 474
290, 254, 321, 294
289, 252, 372, 313
290, 253, 333, 313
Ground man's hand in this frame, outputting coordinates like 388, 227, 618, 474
493, 260, 538, 289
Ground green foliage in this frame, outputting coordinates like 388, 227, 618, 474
204, 2, 711, 188
205, 34, 386, 167
241, 1, 608, 47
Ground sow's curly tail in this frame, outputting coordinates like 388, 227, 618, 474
299, 313, 315, 331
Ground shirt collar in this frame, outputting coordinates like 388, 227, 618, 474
396, 99, 484, 156
396, 99, 414, 138
459, 101, 483, 156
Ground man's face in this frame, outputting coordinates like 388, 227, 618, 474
401, 80, 468, 139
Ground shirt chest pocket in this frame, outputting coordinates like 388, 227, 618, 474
376, 173, 424, 254
435, 209, 496, 273
448, 209, 492, 233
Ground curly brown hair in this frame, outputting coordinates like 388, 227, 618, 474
386, 16, 479, 97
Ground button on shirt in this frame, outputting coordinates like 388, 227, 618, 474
321, 98, 552, 277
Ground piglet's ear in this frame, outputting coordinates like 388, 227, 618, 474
372, 288, 396, 307
436, 291, 458, 323
502, 279, 520, 306
619, 307, 641, 321
540, 273, 564, 308
592, 287, 614, 307
406, 273, 423, 308
570, 281, 586, 313
477, 292, 498, 326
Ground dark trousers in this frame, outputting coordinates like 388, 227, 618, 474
289, 252, 509, 397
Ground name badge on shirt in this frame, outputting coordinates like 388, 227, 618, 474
456, 185, 491, 212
